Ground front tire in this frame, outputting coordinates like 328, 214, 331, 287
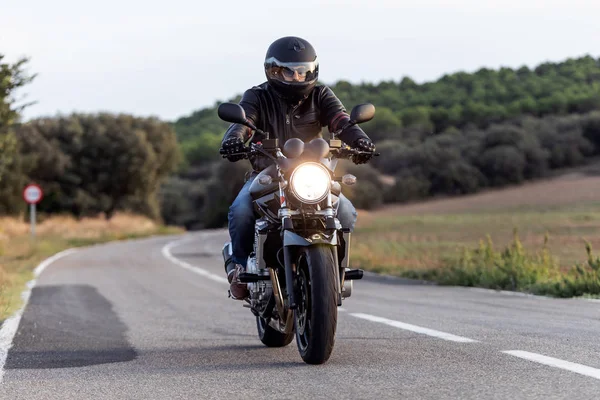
295, 245, 338, 364
256, 317, 294, 347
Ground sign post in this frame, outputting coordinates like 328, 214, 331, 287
23, 184, 43, 238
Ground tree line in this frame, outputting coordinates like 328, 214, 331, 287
165, 55, 600, 228
0, 56, 180, 219
2, 53, 600, 227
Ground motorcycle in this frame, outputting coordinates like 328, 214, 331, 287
218, 102, 377, 364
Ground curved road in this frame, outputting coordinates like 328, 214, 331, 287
1, 231, 600, 399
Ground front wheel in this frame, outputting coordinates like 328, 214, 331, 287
295, 245, 338, 364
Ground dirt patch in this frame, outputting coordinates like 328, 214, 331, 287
376, 175, 600, 215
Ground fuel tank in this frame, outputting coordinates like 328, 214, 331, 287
249, 164, 279, 200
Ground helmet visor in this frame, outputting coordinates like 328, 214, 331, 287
265, 57, 319, 84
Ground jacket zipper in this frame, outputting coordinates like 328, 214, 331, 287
285, 101, 302, 141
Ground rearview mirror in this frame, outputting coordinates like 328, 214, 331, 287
350, 103, 375, 124
218, 103, 247, 124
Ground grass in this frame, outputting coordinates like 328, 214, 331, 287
0, 213, 182, 319
350, 174, 600, 297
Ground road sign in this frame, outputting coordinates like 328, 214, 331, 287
23, 184, 43, 238
23, 184, 43, 204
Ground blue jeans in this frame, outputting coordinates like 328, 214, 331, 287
228, 178, 358, 267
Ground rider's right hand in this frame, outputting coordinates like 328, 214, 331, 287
221, 137, 246, 162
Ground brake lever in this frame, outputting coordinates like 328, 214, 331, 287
248, 143, 278, 162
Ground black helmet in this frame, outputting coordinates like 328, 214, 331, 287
264, 36, 319, 101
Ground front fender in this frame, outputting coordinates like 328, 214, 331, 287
283, 230, 338, 247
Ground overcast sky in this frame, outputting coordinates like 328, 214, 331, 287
2, 0, 599, 121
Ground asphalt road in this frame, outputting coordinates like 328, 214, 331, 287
1, 230, 600, 399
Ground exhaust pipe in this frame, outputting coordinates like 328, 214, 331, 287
222, 242, 234, 275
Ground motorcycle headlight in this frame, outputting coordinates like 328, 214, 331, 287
289, 162, 331, 204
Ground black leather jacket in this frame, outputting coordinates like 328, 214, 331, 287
222, 82, 370, 171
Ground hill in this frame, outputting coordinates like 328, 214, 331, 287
163, 55, 600, 229
173, 54, 600, 166
374, 167, 600, 215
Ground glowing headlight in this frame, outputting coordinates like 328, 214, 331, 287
290, 162, 331, 204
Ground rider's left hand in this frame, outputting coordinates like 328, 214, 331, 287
351, 138, 376, 164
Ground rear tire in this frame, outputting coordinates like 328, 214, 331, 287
294, 245, 338, 364
256, 317, 294, 347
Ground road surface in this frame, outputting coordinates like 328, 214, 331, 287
1, 230, 599, 399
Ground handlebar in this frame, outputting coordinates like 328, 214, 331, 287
219, 144, 379, 160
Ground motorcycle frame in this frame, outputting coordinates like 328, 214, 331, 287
253, 154, 350, 330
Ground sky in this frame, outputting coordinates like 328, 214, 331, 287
2, 0, 600, 121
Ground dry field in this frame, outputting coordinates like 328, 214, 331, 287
352, 173, 600, 277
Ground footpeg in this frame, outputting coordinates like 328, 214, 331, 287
238, 272, 271, 283
344, 269, 363, 280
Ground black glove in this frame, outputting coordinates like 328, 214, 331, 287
220, 137, 246, 162
351, 138, 376, 164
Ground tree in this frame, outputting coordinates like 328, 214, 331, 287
360, 107, 402, 142
201, 161, 249, 228
582, 111, 600, 151
160, 54, 600, 222
0, 55, 35, 213
16, 114, 180, 219
478, 145, 526, 186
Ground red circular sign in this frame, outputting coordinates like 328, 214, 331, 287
23, 184, 43, 204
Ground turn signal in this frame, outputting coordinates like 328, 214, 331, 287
341, 174, 357, 186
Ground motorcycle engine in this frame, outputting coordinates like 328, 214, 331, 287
246, 255, 273, 312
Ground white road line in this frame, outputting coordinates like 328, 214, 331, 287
503, 350, 600, 380
162, 238, 228, 285
350, 313, 477, 343
0, 248, 78, 384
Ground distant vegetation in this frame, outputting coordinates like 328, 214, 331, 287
4, 52, 600, 298
2, 53, 600, 229
0, 56, 180, 220
11, 114, 180, 219
0, 55, 35, 209
166, 55, 600, 228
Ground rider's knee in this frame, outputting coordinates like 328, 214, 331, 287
229, 199, 255, 223
337, 196, 358, 232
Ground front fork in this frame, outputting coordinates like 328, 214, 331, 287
280, 185, 352, 309
281, 217, 350, 309
279, 179, 299, 309
283, 236, 297, 309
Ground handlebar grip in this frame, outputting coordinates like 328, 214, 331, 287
219, 145, 252, 159
219, 146, 251, 155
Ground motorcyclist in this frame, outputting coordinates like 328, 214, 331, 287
220, 36, 376, 300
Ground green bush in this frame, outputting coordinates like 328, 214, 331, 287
438, 230, 556, 291
159, 177, 208, 229
529, 242, 600, 297
436, 231, 600, 298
